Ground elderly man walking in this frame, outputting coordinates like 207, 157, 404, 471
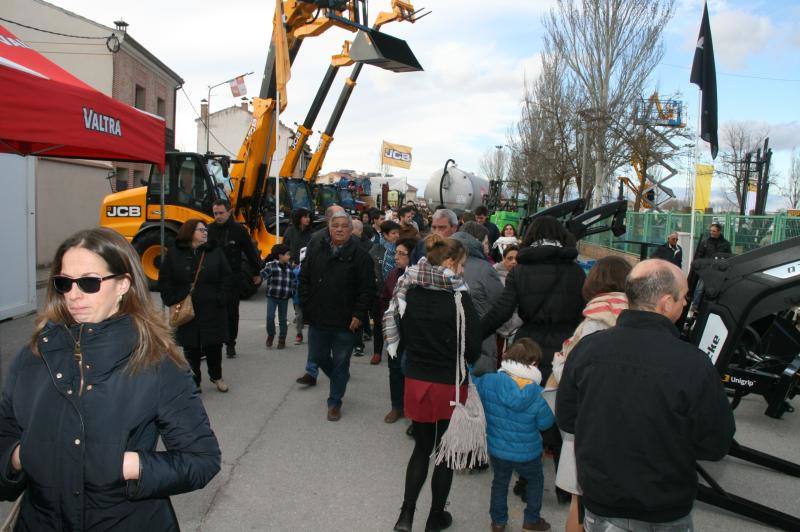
557, 259, 735, 531
300, 211, 375, 421
295, 204, 346, 386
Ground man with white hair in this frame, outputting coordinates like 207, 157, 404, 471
299, 211, 375, 421
410, 208, 458, 264
557, 259, 734, 531
295, 204, 348, 387
650, 231, 683, 268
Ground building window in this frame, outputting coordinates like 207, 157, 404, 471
156, 97, 166, 118
134, 85, 146, 110
115, 168, 129, 191
133, 169, 144, 187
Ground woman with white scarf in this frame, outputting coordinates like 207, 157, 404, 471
385, 234, 482, 532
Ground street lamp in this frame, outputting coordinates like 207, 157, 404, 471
205, 72, 254, 154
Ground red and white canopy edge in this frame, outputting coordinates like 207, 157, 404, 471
0, 25, 165, 168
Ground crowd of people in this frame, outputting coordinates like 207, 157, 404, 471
0, 197, 738, 531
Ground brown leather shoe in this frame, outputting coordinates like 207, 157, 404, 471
522, 518, 551, 531
295, 373, 317, 386
277, 337, 286, 349
384, 409, 403, 424
490, 523, 506, 532
370, 353, 381, 365
327, 405, 341, 422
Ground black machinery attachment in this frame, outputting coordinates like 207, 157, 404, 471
684, 236, 800, 530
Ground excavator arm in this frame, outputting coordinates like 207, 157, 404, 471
302, 1, 425, 183
227, 1, 366, 230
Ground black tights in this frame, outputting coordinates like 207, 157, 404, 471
403, 420, 452, 511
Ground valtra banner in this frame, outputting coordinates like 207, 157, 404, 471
0, 25, 165, 167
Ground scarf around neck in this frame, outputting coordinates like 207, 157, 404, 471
383, 257, 467, 358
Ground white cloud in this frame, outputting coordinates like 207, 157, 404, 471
711, 9, 772, 70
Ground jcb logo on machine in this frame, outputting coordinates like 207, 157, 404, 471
106, 205, 141, 217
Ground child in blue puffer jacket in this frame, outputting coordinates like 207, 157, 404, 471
473, 338, 555, 532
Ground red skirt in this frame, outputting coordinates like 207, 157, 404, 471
404, 376, 468, 423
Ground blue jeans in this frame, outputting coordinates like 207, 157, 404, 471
266, 297, 289, 338
490, 455, 543, 525
584, 510, 693, 532
308, 325, 355, 407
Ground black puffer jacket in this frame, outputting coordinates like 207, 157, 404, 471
0, 316, 220, 531
159, 241, 232, 348
481, 244, 585, 375
401, 288, 482, 385
299, 235, 375, 330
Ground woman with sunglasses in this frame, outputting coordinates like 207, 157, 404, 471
0, 227, 220, 531
159, 218, 233, 393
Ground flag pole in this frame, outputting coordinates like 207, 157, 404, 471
687, 88, 702, 269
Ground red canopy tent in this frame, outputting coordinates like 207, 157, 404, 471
0, 25, 165, 167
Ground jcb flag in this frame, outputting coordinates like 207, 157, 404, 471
695, 163, 714, 211
382, 141, 412, 169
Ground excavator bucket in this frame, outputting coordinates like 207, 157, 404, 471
349, 29, 422, 72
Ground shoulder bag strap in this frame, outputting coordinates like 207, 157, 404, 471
189, 252, 206, 293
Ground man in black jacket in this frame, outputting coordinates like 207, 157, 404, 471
208, 199, 263, 358
300, 211, 375, 421
694, 222, 732, 259
557, 259, 735, 529
650, 231, 683, 268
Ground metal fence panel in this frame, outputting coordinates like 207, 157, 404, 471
583, 212, 798, 257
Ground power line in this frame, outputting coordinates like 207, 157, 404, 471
179, 87, 237, 157
37, 51, 111, 56
661, 62, 800, 82
0, 16, 111, 40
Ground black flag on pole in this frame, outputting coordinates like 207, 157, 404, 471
690, 2, 718, 159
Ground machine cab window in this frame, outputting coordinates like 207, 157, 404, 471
147, 153, 216, 215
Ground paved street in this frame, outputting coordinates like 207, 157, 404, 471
1, 284, 798, 531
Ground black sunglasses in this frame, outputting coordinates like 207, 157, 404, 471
52, 274, 123, 294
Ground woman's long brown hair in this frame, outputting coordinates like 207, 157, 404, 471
30, 227, 186, 372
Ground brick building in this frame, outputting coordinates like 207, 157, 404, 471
111, 27, 183, 191
2, 0, 183, 262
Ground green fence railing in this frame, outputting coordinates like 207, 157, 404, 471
584, 212, 800, 257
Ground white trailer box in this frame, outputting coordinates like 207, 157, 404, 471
0, 154, 37, 320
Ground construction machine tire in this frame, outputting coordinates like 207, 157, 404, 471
133, 230, 175, 291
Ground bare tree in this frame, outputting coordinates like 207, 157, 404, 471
479, 146, 509, 183
782, 148, 800, 209
543, 0, 675, 205
510, 50, 582, 206
717, 121, 769, 210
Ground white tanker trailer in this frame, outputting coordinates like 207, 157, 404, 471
423, 161, 490, 212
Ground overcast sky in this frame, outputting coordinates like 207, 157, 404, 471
42, 0, 800, 206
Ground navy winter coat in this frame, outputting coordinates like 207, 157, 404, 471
0, 315, 221, 531
473, 372, 554, 462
